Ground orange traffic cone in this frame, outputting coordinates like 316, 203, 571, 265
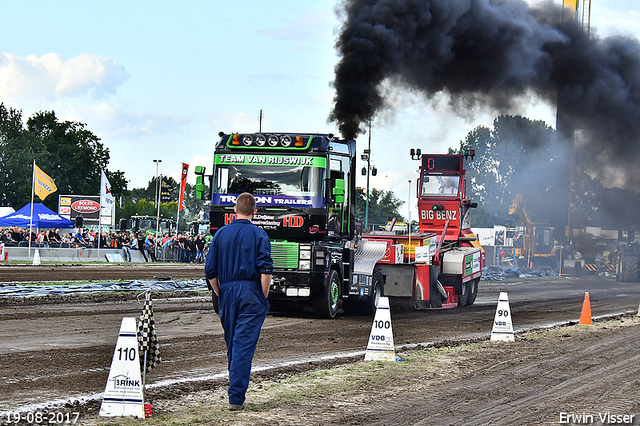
579, 292, 592, 325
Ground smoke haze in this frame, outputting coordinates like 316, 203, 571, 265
330, 0, 640, 189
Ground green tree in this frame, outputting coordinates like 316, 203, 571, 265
355, 187, 405, 228
128, 177, 171, 204
0, 104, 128, 209
458, 115, 570, 231
27, 111, 110, 197
181, 182, 209, 220
580, 176, 640, 230
106, 170, 129, 201
0, 107, 46, 207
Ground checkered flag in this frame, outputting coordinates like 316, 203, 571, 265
138, 291, 161, 375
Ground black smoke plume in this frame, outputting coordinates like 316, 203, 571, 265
330, 0, 640, 189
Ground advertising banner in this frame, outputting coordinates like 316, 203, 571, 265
160, 177, 174, 203
59, 195, 107, 226
211, 193, 324, 208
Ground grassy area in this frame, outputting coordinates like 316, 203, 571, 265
93, 354, 447, 426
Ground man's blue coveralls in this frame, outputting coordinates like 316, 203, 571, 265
204, 218, 272, 406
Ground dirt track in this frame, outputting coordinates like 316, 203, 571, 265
2, 265, 640, 425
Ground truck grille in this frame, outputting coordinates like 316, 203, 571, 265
271, 241, 299, 269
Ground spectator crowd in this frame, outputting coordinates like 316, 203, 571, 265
0, 226, 210, 263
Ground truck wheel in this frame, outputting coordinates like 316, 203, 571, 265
312, 269, 340, 318
457, 280, 469, 307
466, 278, 479, 306
623, 255, 639, 282
344, 269, 384, 316
363, 269, 384, 316
211, 291, 219, 314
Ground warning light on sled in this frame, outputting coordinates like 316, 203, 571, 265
410, 148, 422, 160
463, 149, 475, 160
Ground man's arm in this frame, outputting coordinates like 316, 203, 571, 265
261, 274, 271, 298
204, 233, 219, 294
255, 230, 273, 299
207, 277, 220, 296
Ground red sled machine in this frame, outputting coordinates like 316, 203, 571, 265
363, 151, 485, 309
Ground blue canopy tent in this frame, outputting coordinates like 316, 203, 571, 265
0, 203, 74, 229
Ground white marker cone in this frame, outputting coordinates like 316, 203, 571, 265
491, 292, 514, 342
364, 297, 396, 361
32, 249, 41, 266
100, 317, 145, 418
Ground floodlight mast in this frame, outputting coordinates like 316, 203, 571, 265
153, 159, 162, 237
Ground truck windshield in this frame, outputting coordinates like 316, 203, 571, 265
133, 217, 173, 233
216, 164, 324, 197
421, 175, 460, 197
139, 218, 153, 230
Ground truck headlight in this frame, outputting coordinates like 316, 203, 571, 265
299, 288, 311, 297
299, 260, 311, 270
299, 250, 311, 260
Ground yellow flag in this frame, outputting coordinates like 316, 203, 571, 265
564, 0, 577, 11
34, 163, 57, 200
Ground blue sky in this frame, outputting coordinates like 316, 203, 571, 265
1, 0, 639, 219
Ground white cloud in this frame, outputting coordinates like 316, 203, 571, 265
46, 102, 200, 189
0, 52, 129, 105
73, 102, 191, 139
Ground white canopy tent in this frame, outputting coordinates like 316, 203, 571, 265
0, 207, 15, 218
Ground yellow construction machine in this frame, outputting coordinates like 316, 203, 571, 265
508, 194, 557, 267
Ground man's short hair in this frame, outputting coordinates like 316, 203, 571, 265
236, 192, 257, 216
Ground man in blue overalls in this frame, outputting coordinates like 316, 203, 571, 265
205, 192, 272, 410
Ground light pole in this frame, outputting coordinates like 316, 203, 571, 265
361, 119, 377, 230
366, 120, 371, 230
153, 159, 162, 237
408, 180, 412, 230
408, 180, 412, 255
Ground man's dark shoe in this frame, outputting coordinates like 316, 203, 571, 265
228, 403, 245, 411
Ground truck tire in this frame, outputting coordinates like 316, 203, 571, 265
312, 269, 340, 319
623, 255, 639, 282
343, 269, 383, 316
457, 280, 469, 307
466, 278, 479, 306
